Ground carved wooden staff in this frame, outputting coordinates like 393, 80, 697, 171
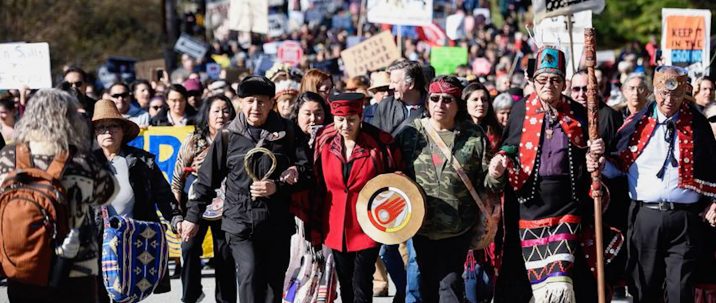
584, 27, 606, 303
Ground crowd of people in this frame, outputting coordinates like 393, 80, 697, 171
1, 1, 716, 303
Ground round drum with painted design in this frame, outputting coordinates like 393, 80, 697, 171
357, 173, 426, 245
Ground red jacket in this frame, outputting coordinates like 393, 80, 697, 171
313, 124, 400, 252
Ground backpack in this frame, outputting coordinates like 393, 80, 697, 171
0, 144, 71, 286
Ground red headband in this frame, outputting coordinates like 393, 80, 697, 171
330, 100, 363, 116
429, 80, 462, 100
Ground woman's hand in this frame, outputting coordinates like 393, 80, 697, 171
488, 154, 509, 178
279, 166, 299, 185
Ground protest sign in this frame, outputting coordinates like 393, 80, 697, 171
207, 63, 222, 80
128, 126, 194, 182
206, 0, 231, 40
532, 0, 604, 24
0, 42, 52, 89
174, 33, 209, 59
661, 8, 711, 75
340, 31, 401, 77
134, 58, 165, 82
535, 10, 592, 79
229, 0, 269, 34
367, 0, 433, 26
268, 13, 288, 37
277, 40, 304, 66
430, 46, 468, 76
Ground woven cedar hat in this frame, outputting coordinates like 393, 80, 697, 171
369, 72, 390, 91
92, 99, 140, 143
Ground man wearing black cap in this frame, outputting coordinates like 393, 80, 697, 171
182, 76, 312, 303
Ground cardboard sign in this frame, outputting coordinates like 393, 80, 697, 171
174, 33, 209, 59
367, 0, 433, 26
229, 0, 269, 34
532, 0, 604, 24
661, 8, 711, 75
207, 63, 222, 80
134, 58, 165, 82
430, 46, 468, 76
0, 42, 52, 89
340, 31, 401, 77
277, 40, 304, 66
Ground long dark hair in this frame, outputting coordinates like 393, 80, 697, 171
462, 82, 503, 133
290, 91, 329, 124
194, 94, 237, 141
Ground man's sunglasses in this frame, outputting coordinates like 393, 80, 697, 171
111, 92, 130, 99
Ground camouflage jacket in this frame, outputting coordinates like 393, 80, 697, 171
395, 118, 504, 240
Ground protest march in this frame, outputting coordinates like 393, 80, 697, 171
1, 0, 716, 302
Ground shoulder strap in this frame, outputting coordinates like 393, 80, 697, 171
419, 119, 491, 217
15, 143, 70, 179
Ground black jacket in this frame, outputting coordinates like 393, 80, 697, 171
93, 146, 182, 229
368, 96, 425, 137
186, 112, 312, 237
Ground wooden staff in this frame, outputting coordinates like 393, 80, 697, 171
584, 27, 606, 303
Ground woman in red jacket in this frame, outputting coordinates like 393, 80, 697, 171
313, 92, 401, 303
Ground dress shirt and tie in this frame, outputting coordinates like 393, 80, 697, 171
603, 108, 700, 204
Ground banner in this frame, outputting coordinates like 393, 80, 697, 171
366, 0, 433, 26
229, 0, 269, 34
0, 42, 52, 89
127, 126, 194, 182
340, 31, 401, 77
430, 46, 468, 76
661, 8, 711, 76
532, 0, 604, 24
535, 10, 592, 79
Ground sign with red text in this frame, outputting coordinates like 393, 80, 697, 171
661, 8, 711, 75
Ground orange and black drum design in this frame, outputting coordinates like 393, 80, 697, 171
357, 173, 425, 245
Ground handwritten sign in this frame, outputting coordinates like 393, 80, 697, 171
340, 31, 401, 77
661, 8, 711, 74
367, 0, 433, 26
0, 43, 52, 89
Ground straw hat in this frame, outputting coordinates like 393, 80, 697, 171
369, 71, 390, 91
92, 99, 140, 143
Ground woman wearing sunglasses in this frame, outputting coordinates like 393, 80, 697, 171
394, 75, 505, 302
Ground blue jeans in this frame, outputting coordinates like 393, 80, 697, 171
406, 239, 421, 303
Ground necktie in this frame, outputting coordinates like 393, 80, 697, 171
656, 119, 678, 179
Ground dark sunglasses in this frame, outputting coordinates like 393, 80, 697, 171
68, 81, 84, 87
95, 124, 123, 133
111, 92, 130, 99
571, 86, 587, 93
150, 105, 163, 110
708, 116, 716, 123
429, 95, 455, 104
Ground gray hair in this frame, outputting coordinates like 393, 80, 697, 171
493, 93, 514, 110
15, 89, 90, 153
623, 73, 650, 92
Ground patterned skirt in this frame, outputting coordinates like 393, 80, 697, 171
519, 214, 581, 303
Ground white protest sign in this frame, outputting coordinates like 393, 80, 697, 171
229, 0, 269, 34
661, 8, 711, 76
0, 42, 52, 89
532, 0, 604, 24
445, 12, 466, 40
535, 10, 592, 79
268, 13, 288, 37
367, 0, 433, 26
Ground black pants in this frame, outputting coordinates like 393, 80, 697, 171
627, 202, 703, 303
181, 219, 237, 303
226, 231, 291, 303
8, 276, 97, 303
413, 233, 471, 303
332, 247, 380, 303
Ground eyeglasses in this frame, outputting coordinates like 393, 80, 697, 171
68, 81, 83, 88
429, 95, 455, 104
625, 86, 646, 93
111, 92, 130, 99
571, 86, 587, 93
534, 76, 563, 86
95, 124, 123, 134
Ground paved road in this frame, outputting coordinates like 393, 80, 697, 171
0, 263, 632, 303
